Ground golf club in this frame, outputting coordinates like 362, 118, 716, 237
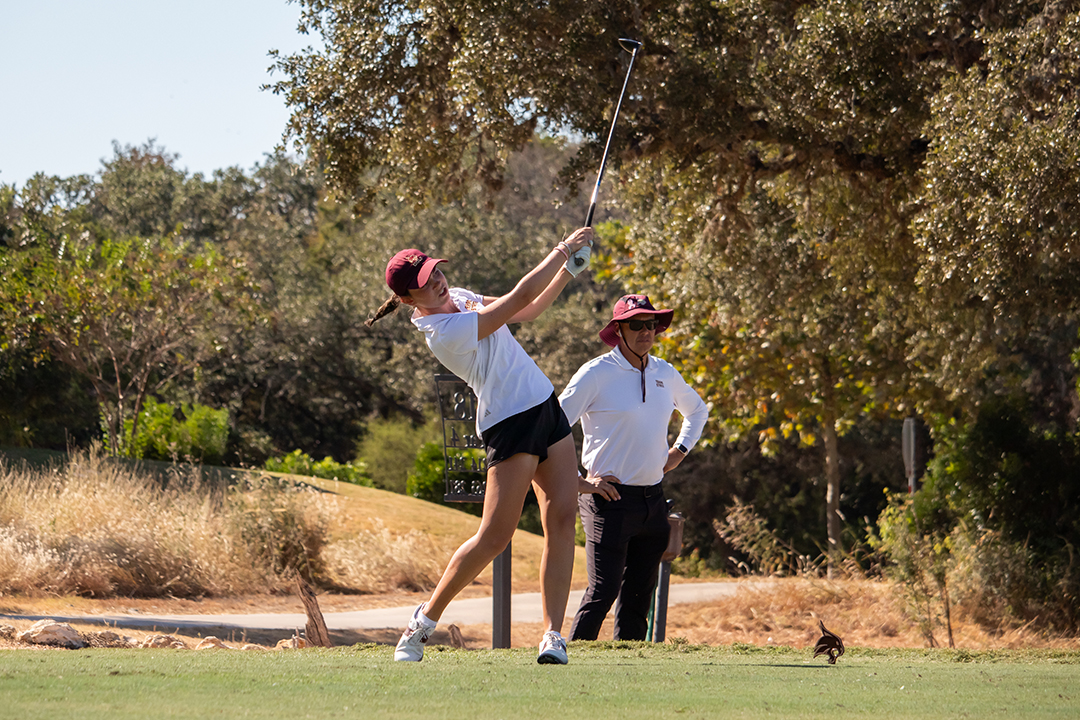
574, 38, 642, 267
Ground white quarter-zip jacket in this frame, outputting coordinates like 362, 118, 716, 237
558, 347, 709, 486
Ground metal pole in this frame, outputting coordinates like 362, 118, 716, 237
903, 417, 917, 493
646, 585, 656, 641
492, 542, 512, 648
651, 509, 683, 643
652, 560, 671, 643
436, 374, 510, 649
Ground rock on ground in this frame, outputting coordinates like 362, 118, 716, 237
141, 634, 189, 649
195, 636, 230, 650
85, 630, 139, 648
17, 620, 86, 649
276, 636, 307, 649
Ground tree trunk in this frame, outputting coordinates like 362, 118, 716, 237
822, 418, 842, 579
128, 380, 151, 459
940, 576, 955, 648
295, 574, 333, 648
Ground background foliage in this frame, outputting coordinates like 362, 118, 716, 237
1, 0, 1078, 633
117, 398, 230, 466
265, 0, 1080, 624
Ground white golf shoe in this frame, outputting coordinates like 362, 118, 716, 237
394, 604, 436, 662
536, 630, 568, 665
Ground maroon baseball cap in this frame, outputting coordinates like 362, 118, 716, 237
385, 249, 446, 297
599, 294, 674, 347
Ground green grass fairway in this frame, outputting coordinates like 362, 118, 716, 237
1, 643, 1077, 719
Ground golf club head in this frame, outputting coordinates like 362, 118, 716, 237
618, 38, 642, 54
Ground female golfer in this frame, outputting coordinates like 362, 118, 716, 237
367, 226, 594, 664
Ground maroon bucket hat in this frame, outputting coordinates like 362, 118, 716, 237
599, 294, 674, 347
385, 249, 446, 297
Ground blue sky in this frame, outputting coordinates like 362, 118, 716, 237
0, 1, 317, 187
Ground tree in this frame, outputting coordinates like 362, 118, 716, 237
271, 0, 1080, 566
913, 11, 1080, 422
613, 158, 921, 569
270, 0, 1001, 203
1, 231, 254, 454
194, 139, 611, 460
89, 141, 202, 239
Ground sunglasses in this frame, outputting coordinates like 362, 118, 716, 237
620, 318, 658, 332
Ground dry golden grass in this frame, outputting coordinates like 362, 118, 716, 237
0, 448, 588, 601
322, 521, 444, 592
294, 475, 589, 592
660, 577, 1080, 651
3, 448, 1077, 652
2, 452, 245, 596
0, 450, 346, 597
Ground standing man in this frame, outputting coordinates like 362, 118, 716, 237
559, 294, 709, 641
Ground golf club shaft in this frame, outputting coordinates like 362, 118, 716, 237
584, 39, 641, 228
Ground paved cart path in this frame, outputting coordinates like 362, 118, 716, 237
4, 581, 743, 633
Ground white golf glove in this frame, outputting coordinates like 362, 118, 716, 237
565, 245, 591, 277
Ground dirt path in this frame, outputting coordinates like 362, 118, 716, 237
4, 582, 741, 630
1, 581, 745, 649
6, 577, 1077, 652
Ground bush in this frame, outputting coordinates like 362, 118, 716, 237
670, 548, 708, 578
265, 449, 373, 486
871, 490, 957, 647
357, 416, 440, 493
873, 398, 1080, 637
406, 442, 484, 513
114, 398, 229, 465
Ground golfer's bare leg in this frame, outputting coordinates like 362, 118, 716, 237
531, 434, 579, 633
421, 452, 538, 621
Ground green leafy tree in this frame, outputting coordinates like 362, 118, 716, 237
615, 158, 919, 567
89, 141, 203, 239
271, 0, 1080, 566
913, 12, 1080, 422
1, 231, 254, 454
269, 0, 988, 204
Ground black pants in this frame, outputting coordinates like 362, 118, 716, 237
569, 483, 671, 641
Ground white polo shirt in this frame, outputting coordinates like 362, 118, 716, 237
558, 348, 709, 487
412, 288, 553, 434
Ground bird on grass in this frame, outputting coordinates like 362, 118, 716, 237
813, 620, 845, 664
